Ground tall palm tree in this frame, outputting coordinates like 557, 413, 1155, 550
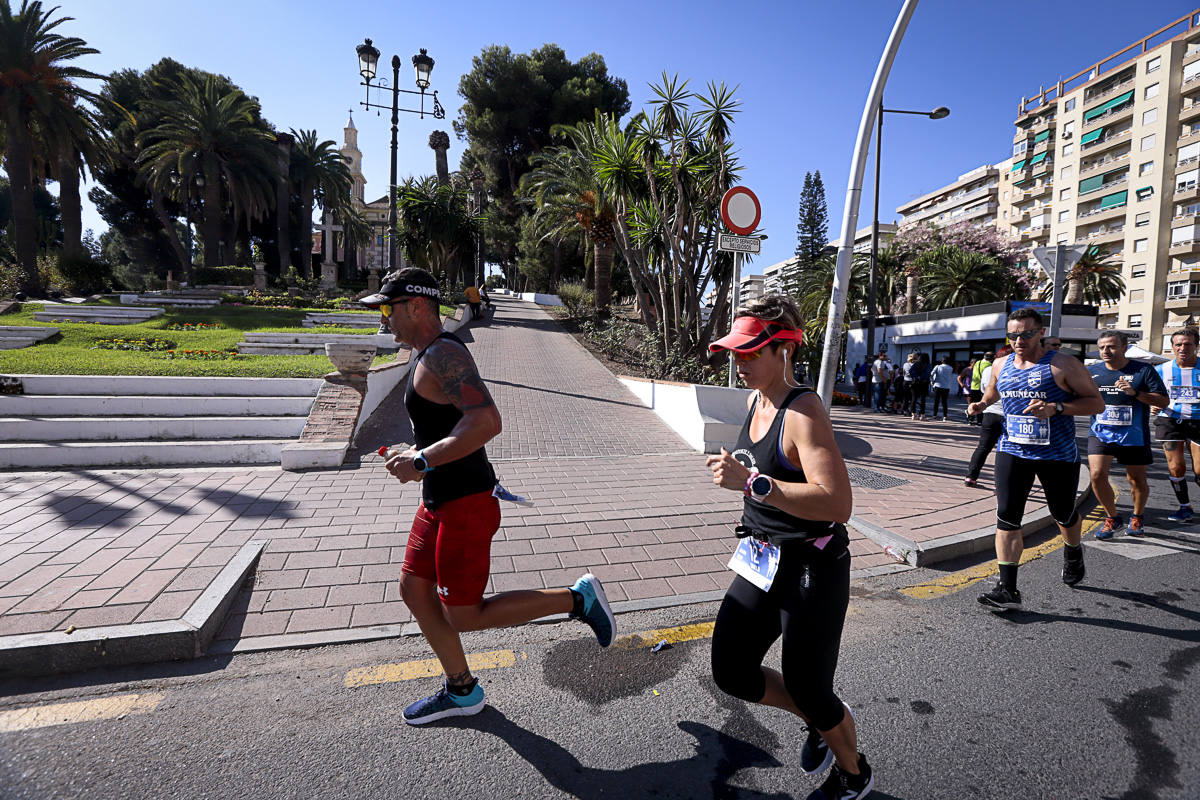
920, 248, 1011, 310
137, 75, 278, 271
0, 0, 102, 293
395, 176, 476, 283
1060, 245, 1125, 305
288, 129, 351, 279
45, 95, 108, 266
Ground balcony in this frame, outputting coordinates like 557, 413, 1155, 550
1082, 102, 1134, 130
1165, 293, 1200, 311
1020, 225, 1050, 242
1078, 202, 1128, 224
961, 202, 998, 222
1176, 184, 1200, 203
1184, 49, 1200, 68
1174, 203, 1200, 224
1080, 175, 1129, 198
1182, 101, 1200, 125
1086, 226, 1126, 245
1031, 180, 1054, 198
1170, 237, 1200, 255
1084, 128, 1133, 154
1080, 151, 1130, 176
1083, 74, 1135, 107
1179, 127, 1200, 147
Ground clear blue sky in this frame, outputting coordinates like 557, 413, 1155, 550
53, 0, 1200, 272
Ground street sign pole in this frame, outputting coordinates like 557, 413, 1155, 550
728, 252, 742, 388
1032, 243, 1087, 339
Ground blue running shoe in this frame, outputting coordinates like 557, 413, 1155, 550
570, 573, 616, 647
1127, 514, 1145, 537
1095, 515, 1122, 540
1168, 505, 1194, 523
402, 680, 485, 725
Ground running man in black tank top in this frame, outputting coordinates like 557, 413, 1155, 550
361, 269, 616, 726
706, 295, 874, 800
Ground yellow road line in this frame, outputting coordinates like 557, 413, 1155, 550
345, 649, 523, 687
899, 504, 1107, 600
0, 693, 163, 733
613, 621, 716, 650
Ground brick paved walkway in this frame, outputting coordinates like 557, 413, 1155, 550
0, 297, 956, 655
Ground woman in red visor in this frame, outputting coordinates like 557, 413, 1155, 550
705, 294, 872, 799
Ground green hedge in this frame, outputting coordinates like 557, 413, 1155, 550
194, 265, 254, 286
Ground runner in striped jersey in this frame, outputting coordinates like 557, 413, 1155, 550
1153, 328, 1200, 523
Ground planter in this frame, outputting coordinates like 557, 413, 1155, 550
325, 342, 376, 374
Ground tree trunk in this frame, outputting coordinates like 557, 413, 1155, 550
3, 107, 41, 295
550, 242, 562, 291
1065, 276, 1084, 305
301, 181, 316, 280
906, 274, 919, 314
202, 164, 222, 268
150, 190, 191, 279
275, 135, 292, 280
58, 147, 84, 264
435, 149, 449, 186
594, 239, 613, 315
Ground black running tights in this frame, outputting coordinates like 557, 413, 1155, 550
967, 413, 1004, 480
711, 541, 851, 732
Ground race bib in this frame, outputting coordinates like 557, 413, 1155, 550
728, 537, 780, 592
1099, 405, 1133, 426
1171, 385, 1200, 405
1007, 414, 1050, 446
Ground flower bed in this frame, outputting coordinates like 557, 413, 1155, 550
162, 349, 242, 361
166, 322, 222, 331
92, 337, 175, 352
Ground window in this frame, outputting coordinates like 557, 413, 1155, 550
1148, 56, 1161, 73
1132, 264, 1147, 278
1137, 186, 1155, 200
1169, 281, 1188, 299
1136, 212, 1151, 227
1135, 238, 1149, 253
1145, 83, 1160, 100
1140, 161, 1154, 176
1059, 210, 1071, 222
1142, 134, 1156, 151
1057, 233, 1069, 244
1065, 98, 1076, 112
1014, 140, 1028, 157
1129, 314, 1143, 328
1143, 108, 1159, 125
1130, 289, 1145, 303
1063, 121, 1075, 137
1062, 143, 1075, 157
1003, 190, 1009, 201
1061, 166, 1073, 180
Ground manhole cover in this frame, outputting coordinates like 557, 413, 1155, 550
847, 467, 910, 491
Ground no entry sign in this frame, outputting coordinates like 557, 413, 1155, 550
720, 186, 761, 236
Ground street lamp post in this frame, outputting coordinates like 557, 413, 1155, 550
866, 101, 949, 359
469, 167, 486, 288
355, 38, 445, 274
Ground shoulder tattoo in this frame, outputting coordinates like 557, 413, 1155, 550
423, 340, 495, 412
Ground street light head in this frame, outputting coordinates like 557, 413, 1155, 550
413, 48, 434, 90
356, 38, 380, 81
929, 106, 950, 120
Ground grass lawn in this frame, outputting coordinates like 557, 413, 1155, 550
0, 302, 452, 377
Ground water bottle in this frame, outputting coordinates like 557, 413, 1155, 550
883, 544, 909, 564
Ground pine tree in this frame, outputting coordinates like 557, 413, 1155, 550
784, 170, 829, 295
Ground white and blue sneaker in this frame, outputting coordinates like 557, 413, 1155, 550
401, 680, 486, 725
570, 573, 616, 647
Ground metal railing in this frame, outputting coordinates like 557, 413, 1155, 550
1079, 202, 1128, 219
1083, 128, 1133, 151
1082, 99, 1135, 129
1081, 151, 1130, 175
1080, 175, 1129, 197
1083, 74, 1135, 107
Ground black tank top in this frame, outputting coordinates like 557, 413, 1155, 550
404, 332, 497, 508
731, 387, 847, 545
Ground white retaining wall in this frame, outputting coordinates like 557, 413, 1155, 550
618, 376, 751, 453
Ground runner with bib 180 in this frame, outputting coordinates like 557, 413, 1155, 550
1086, 331, 1168, 538
967, 307, 1104, 611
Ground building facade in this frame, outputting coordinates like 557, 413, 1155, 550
896, 165, 1001, 230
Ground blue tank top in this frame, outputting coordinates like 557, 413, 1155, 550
996, 351, 1078, 462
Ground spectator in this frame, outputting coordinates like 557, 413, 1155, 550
930, 355, 957, 421
909, 352, 931, 420
853, 356, 872, 407
871, 352, 892, 412
969, 351, 994, 426
464, 285, 483, 319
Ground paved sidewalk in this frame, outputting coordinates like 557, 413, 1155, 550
0, 296, 1048, 673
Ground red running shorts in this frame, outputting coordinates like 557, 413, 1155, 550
401, 490, 501, 606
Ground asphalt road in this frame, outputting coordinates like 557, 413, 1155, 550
2, 462, 1199, 800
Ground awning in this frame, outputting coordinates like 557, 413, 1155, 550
1034, 130, 1050, 144
1029, 151, 1048, 165
1011, 159, 1028, 172
1136, 186, 1154, 199
1083, 89, 1135, 122
1080, 128, 1105, 145
1099, 190, 1128, 209
1080, 175, 1105, 193
1031, 171, 1048, 181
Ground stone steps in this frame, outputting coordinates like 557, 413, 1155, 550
0, 415, 304, 441
0, 394, 315, 417
33, 304, 164, 325
303, 312, 381, 329
237, 331, 398, 356
0, 338, 37, 350
0, 439, 297, 469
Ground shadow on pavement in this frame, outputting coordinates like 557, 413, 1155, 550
0, 652, 235, 699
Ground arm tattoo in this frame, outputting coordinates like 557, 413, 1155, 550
425, 340, 496, 413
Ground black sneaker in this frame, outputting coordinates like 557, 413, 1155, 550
801, 702, 854, 774
977, 582, 1022, 611
806, 752, 875, 799
1062, 550, 1086, 587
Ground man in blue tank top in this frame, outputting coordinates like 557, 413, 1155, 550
967, 308, 1104, 610
1152, 328, 1200, 522
1086, 331, 1168, 538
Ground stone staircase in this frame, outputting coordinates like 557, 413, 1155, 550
238, 331, 400, 356
302, 312, 381, 329
34, 304, 164, 325
0, 326, 58, 350
0, 375, 322, 469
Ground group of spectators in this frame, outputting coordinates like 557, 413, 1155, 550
851, 351, 959, 420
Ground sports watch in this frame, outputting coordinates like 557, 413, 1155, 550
749, 473, 774, 503
412, 449, 435, 473
1054, 401, 1065, 416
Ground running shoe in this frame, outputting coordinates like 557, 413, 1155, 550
800, 703, 855, 775
977, 582, 1022, 611
1127, 514, 1145, 537
1062, 549, 1086, 587
402, 680, 486, 725
1095, 515, 1124, 540
962, 477, 978, 488
570, 573, 616, 647
1168, 505, 1194, 523
805, 753, 875, 800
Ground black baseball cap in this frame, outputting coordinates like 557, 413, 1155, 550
359, 270, 441, 307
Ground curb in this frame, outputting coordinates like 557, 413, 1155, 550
850, 468, 1094, 567
0, 540, 264, 679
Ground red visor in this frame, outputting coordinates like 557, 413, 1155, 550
708, 316, 803, 354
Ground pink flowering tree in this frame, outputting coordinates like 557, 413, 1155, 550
890, 222, 1031, 311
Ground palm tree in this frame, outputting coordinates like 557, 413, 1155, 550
0, 0, 102, 293
137, 75, 278, 271
288, 129, 351, 279
395, 176, 477, 283
45, 95, 108, 267
791, 251, 869, 381
920, 248, 1012, 310
1059, 245, 1125, 305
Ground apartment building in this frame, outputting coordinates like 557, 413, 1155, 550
896, 165, 1001, 230
1002, 9, 1200, 352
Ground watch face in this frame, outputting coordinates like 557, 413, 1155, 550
751, 475, 772, 496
